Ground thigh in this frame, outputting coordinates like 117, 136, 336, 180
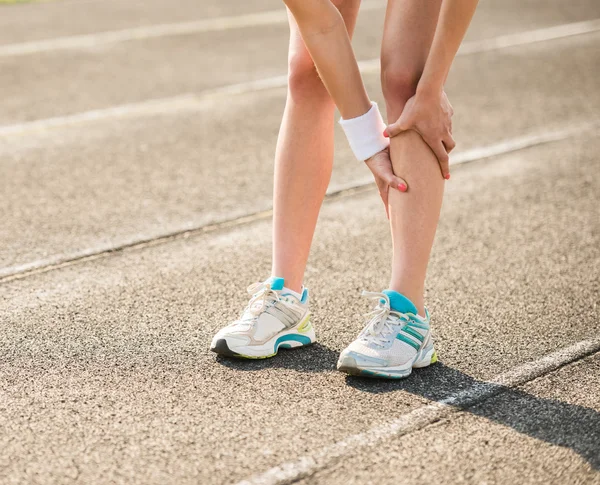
287, 0, 362, 72
380, 0, 442, 83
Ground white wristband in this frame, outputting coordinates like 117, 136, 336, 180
338, 101, 389, 161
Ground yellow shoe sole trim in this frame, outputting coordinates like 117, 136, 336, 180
296, 314, 312, 334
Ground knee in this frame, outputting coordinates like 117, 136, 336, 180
380, 60, 422, 111
287, 53, 330, 103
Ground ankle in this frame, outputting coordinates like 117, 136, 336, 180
388, 285, 425, 317
270, 273, 303, 294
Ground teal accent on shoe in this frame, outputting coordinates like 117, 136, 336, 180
402, 327, 424, 342
360, 369, 380, 377
396, 333, 421, 350
359, 368, 411, 379
266, 277, 285, 291
275, 333, 311, 350
300, 288, 309, 304
382, 290, 418, 314
407, 320, 429, 330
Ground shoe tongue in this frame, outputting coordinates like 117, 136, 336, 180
265, 276, 285, 291
382, 290, 417, 314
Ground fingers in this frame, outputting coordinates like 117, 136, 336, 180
444, 132, 456, 153
431, 140, 450, 180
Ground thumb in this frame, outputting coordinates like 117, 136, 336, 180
384, 113, 410, 139
392, 175, 409, 193
384, 172, 409, 193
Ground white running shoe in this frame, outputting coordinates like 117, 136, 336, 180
210, 277, 315, 359
337, 290, 437, 378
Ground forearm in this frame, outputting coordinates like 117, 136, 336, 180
284, 0, 371, 119
417, 0, 479, 95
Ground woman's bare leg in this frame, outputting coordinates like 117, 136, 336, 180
272, 1, 361, 293
381, 0, 444, 316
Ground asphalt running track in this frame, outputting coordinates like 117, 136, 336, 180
0, 0, 599, 484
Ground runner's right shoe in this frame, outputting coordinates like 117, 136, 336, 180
337, 290, 437, 378
210, 277, 315, 359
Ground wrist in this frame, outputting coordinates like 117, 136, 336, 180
338, 101, 389, 161
416, 82, 443, 99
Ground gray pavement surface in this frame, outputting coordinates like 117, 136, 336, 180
2, 135, 599, 484
1, 0, 599, 123
0, 0, 281, 45
298, 354, 600, 485
2, 30, 600, 276
1, 0, 599, 484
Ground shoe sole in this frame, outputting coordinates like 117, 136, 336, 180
210, 314, 315, 359
337, 344, 438, 379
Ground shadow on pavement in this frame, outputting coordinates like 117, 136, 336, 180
346, 362, 600, 470
214, 342, 339, 373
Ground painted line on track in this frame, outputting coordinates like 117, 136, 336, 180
359, 18, 600, 72
2, 8, 597, 59
236, 338, 600, 485
0, 18, 598, 138
1, 120, 597, 283
0, 75, 287, 138
0, 1, 384, 58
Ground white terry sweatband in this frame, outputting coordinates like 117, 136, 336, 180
338, 101, 389, 161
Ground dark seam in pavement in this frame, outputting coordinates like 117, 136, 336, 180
0, 185, 372, 285
2, 120, 598, 285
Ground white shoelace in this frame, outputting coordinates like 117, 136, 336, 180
241, 282, 279, 320
360, 291, 409, 347
239, 282, 303, 323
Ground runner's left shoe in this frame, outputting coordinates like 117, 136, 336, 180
210, 277, 314, 359
337, 290, 437, 378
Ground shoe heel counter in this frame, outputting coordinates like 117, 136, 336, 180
300, 287, 309, 305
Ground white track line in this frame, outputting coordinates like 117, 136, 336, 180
1, 120, 597, 281
0, 1, 384, 58
0, 76, 291, 138
358, 18, 600, 72
458, 18, 600, 55
237, 338, 600, 485
2, 7, 596, 59
0, 94, 206, 137
321, 120, 600, 194
0, 11, 285, 57
449, 120, 600, 165
1, 19, 598, 138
